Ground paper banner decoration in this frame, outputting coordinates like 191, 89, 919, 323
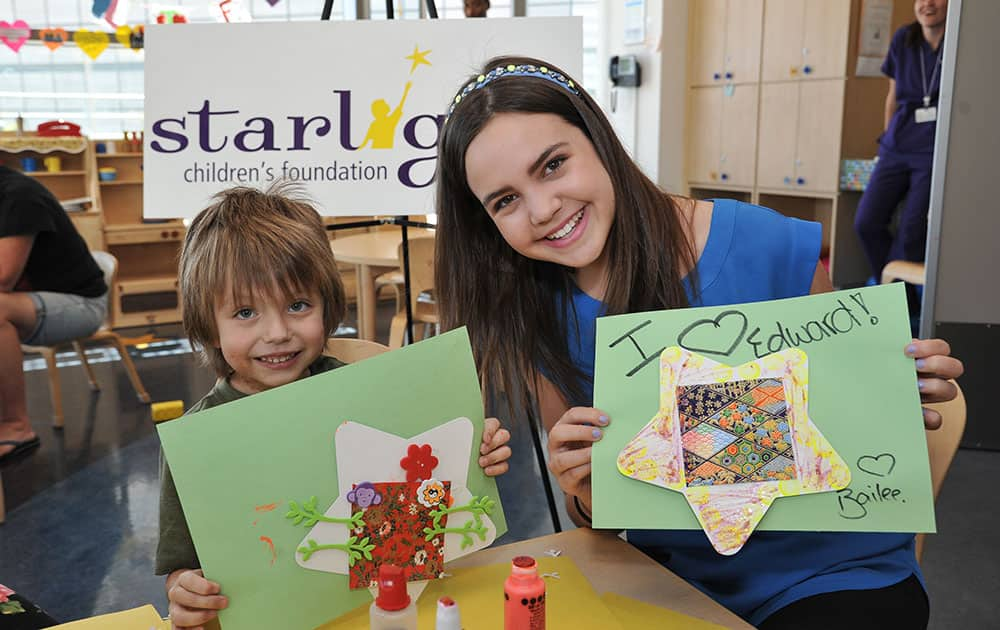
114, 25, 143, 51
0, 20, 30, 52
73, 29, 110, 60
288, 419, 497, 596
592, 284, 935, 533
91, 0, 130, 28
39, 28, 68, 51
618, 347, 851, 554
157, 329, 506, 630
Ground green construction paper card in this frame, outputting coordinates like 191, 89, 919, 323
157, 328, 507, 630
592, 283, 935, 533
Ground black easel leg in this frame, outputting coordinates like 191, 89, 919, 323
526, 406, 562, 533
425, 0, 439, 18
399, 218, 415, 345
321, 0, 334, 20
385, 0, 394, 19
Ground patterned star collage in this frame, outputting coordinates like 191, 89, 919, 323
678, 378, 797, 486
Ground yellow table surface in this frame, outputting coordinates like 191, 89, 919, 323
317, 556, 623, 630
48, 604, 169, 629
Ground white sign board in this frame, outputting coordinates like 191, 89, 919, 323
143, 18, 583, 218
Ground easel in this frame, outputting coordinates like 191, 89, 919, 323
320, 0, 562, 534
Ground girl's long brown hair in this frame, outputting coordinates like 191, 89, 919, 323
435, 56, 697, 410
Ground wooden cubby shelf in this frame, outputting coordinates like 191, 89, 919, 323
94, 141, 184, 328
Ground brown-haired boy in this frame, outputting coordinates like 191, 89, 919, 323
157, 184, 511, 629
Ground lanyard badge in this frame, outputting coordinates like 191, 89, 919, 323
916, 46, 942, 124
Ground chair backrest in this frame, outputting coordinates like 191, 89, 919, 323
90, 250, 117, 328
325, 337, 390, 363
916, 380, 966, 562
396, 236, 436, 311
924, 381, 966, 500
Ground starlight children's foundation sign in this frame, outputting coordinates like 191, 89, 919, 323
143, 18, 582, 218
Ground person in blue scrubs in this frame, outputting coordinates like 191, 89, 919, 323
436, 55, 964, 628
855, 0, 948, 294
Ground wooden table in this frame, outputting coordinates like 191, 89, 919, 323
450, 528, 753, 629
329, 229, 435, 341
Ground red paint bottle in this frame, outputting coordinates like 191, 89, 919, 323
504, 556, 545, 630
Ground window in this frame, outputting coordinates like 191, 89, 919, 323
0, 0, 596, 138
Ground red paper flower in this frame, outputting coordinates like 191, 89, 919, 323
0, 584, 13, 603
400, 444, 438, 482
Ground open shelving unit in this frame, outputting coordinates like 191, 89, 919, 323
93, 142, 185, 328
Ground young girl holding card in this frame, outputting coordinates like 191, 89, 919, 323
158, 184, 512, 629
434, 56, 963, 628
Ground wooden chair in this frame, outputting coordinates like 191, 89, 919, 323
881, 260, 926, 286
387, 236, 438, 348
374, 216, 432, 309
916, 380, 966, 562
325, 337, 390, 363
21, 251, 151, 428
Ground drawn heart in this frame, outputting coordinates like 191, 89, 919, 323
39, 27, 68, 51
73, 29, 110, 60
677, 310, 749, 357
0, 20, 31, 53
857, 453, 896, 477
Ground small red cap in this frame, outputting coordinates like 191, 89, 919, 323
375, 564, 411, 611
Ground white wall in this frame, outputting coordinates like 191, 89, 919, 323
602, 0, 689, 192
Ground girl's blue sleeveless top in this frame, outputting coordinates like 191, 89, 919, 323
562, 199, 921, 625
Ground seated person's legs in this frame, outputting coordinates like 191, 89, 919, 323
0, 291, 39, 456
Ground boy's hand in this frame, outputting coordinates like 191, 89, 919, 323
479, 417, 511, 476
547, 407, 607, 514
167, 568, 228, 630
906, 339, 964, 430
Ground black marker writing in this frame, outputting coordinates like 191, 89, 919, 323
849, 291, 879, 325
608, 320, 666, 377
745, 299, 866, 359
836, 483, 905, 520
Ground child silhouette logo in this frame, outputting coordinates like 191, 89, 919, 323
358, 81, 413, 150
358, 45, 431, 150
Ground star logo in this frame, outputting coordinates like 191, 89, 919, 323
405, 44, 432, 74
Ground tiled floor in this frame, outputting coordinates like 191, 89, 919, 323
0, 304, 994, 628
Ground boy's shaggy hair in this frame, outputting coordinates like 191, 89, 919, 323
179, 183, 346, 377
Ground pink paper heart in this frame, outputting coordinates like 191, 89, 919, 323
0, 20, 31, 53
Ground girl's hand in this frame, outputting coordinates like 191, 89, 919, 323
479, 417, 512, 477
166, 568, 228, 630
546, 407, 609, 513
906, 339, 964, 430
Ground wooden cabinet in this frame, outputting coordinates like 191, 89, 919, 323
761, 0, 851, 81
689, 0, 764, 86
757, 79, 845, 193
687, 84, 758, 188
684, 0, 913, 286
94, 142, 185, 328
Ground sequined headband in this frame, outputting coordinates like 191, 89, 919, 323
447, 63, 580, 117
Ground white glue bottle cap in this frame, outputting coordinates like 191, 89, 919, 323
435, 596, 462, 630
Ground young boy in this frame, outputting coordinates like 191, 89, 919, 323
157, 185, 511, 629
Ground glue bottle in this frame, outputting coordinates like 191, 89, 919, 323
504, 556, 545, 630
370, 564, 417, 630
435, 596, 463, 630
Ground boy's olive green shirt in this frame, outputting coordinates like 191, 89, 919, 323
155, 355, 345, 576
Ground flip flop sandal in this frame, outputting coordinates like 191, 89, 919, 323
0, 435, 41, 464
